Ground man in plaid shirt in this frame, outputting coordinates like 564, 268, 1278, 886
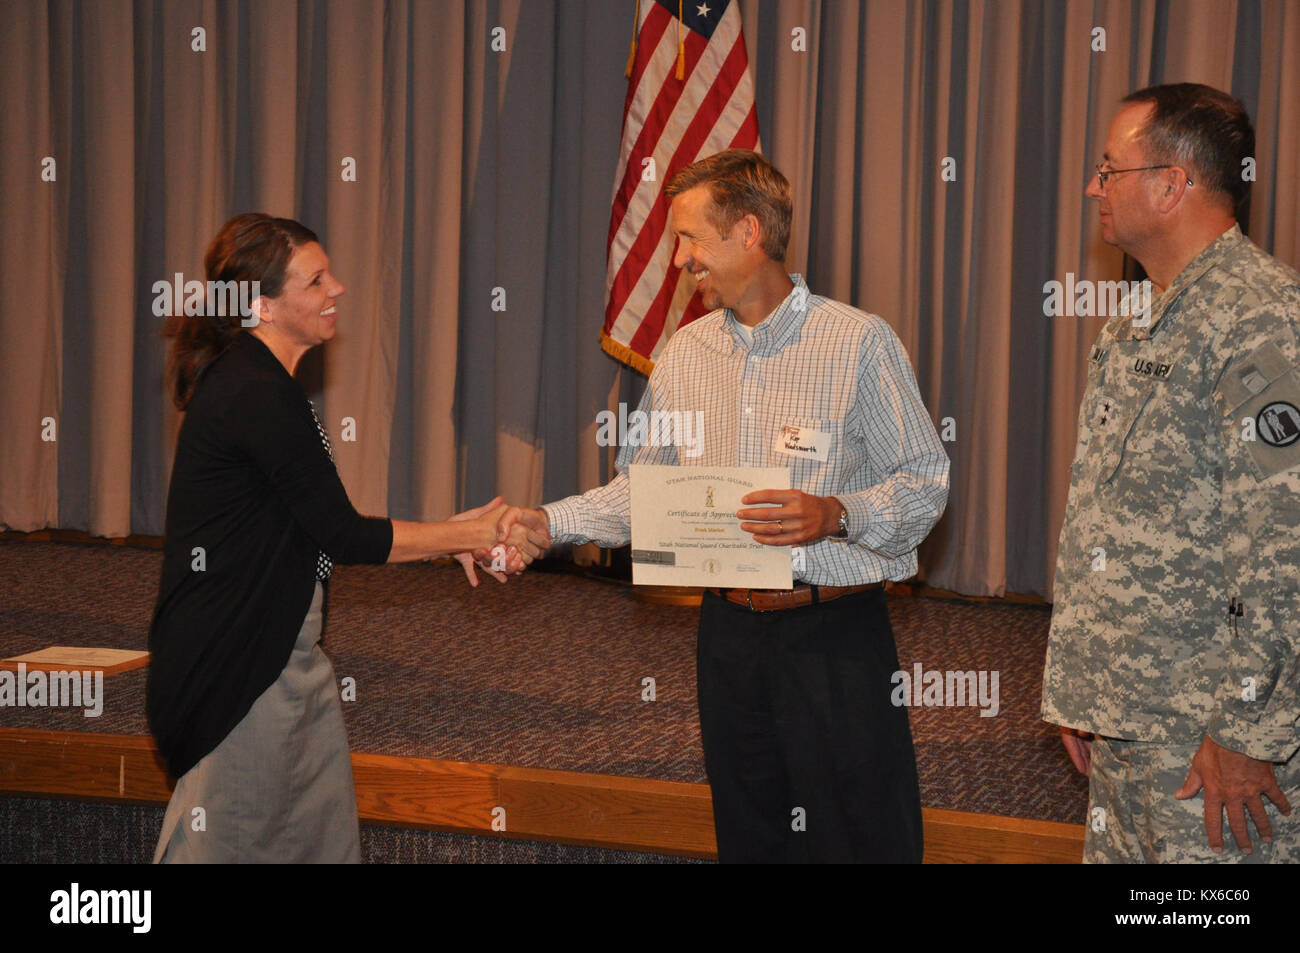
510, 150, 949, 862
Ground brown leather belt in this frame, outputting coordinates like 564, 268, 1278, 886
705, 582, 884, 612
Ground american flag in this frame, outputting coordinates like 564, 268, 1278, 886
600, 0, 760, 374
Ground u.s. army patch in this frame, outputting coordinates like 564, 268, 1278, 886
1128, 357, 1174, 380
1257, 402, 1300, 447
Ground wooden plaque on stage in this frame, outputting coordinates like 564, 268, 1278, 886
0, 647, 150, 674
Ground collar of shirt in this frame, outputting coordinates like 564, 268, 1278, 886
194, 329, 286, 392
239, 329, 293, 376
720, 273, 809, 357
1133, 223, 1244, 338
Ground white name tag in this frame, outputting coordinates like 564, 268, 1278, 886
774, 424, 830, 462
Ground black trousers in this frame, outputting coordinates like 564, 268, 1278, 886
697, 588, 923, 863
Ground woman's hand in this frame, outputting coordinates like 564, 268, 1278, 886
393, 497, 543, 585
451, 549, 507, 587
448, 498, 511, 587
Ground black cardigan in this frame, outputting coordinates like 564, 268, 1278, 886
147, 332, 393, 779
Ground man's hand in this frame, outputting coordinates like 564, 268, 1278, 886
1059, 726, 1094, 776
1176, 734, 1293, 854
498, 506, 552, 555
737, 490, 841, 545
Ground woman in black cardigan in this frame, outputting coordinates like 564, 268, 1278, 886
148, 213, 543, 863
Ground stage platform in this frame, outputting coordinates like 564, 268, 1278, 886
0, 540, 1086, 862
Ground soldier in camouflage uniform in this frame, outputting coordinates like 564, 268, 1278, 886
1042, 84, 1300, 863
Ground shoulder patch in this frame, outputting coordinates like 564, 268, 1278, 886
1257, 402, 1300, 447
1217, 341, 1300, 480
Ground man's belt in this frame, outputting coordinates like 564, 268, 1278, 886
705, 582, 884, 612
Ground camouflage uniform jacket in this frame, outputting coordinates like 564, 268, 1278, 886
1042, 225, 1300, 763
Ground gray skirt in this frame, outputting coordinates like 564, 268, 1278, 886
154, 582, 361, 863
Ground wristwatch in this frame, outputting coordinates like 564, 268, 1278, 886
831, 502, 849, 540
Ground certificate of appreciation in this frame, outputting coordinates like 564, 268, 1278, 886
629, 464, 793, 589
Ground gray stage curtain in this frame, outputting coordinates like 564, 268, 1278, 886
2, 0, 1297, 598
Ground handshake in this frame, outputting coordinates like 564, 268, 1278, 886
447, 497, 552, 587
440, 487, 845, 586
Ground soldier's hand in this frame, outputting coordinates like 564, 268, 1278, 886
1176, 735, 1292, 854
1059, 726, 1094, 776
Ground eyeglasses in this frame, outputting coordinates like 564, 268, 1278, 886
1094, 163, 1193, 189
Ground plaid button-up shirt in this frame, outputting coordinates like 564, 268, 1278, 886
544, 275, 949, 585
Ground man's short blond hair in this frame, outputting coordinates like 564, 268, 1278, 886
666, 149, 792, 261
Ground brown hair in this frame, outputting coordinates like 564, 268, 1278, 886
665, 149, 792, 261
164, 213, 319, 409
1122, 83, 1255, 211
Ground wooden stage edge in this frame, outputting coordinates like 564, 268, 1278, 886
0, 727, 1083, 863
